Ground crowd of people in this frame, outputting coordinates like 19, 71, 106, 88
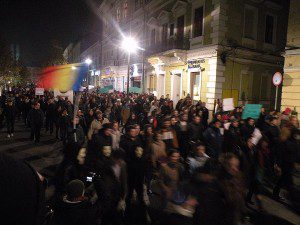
0, 88, 299, 225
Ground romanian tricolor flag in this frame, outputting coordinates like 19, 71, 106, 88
37, 63, 88, 92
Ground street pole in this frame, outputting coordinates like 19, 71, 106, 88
275, 85, 278, 111
87, 65, 89, 91
126, 51, 131, 97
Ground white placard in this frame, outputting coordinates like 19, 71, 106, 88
35, 88, 44, 96
223, 98, 235, 111
54, 89, 74, 104
251, 128, 262, 145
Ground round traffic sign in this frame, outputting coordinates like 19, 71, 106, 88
272, 72, 282, 86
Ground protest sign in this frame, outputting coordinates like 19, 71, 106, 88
223, 98, 235, 111
242, 104, 262, 119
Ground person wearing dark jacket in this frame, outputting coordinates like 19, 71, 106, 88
124, 113, 139, 128
240, 117, 255, 142
175, 114, 190, 158
203, 119, 223, 158
192, 159, 227, 225
54, 180, 99, 225
27, 102, 44, 143
87, 123, 113, 169
22, 96, 31, 126
120, 125, 142, 163
45, 98, 56, 134
264, 116, 280, 163
85, 109, 95, 133
273, 127, 299, 200
188, 115, 204, 143
93, 146, 124, 225
59, 108, 71, 145
200, 102, 209, 129
126, 146, 146, 206
161, 100, 172, 116
4, 99, 16, 138
55, 105, 63, 139
223, 118, 242, 153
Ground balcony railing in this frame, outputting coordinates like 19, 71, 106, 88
145, 37, 190, 56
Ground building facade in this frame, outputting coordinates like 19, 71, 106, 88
281, 0, 300, 116
80, 41, 102, 88
99, 0, 289, 110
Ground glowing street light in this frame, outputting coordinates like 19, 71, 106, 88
85, 58, 92, 65
122, 37, 139, 96
122, 37, 138, 53
84, 58, 92, 90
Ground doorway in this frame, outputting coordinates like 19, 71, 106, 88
157, 74, 165, 97
190, 72, 201, 101
172, 73, 181, 105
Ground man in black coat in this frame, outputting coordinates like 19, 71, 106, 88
4, 99, 16, 138
264, 116, 280, 162
120, 125, 142, 164
200, 102, 209, 129
45, 98, 56, 134
28, 102, 44, 143
87, 123, 113, 170
203, 119, 223, 158
241, 117, 255, 141
188, 115, 204, 143
224, 118, 242, 153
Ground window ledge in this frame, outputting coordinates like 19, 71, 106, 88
263, 43, 276, 51
190, 36, 203, 49
242, 38, 257, 48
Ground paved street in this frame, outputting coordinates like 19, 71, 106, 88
0, 120, 63, 178
1, 121, 299, 225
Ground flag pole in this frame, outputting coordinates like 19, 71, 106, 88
73, 92, 82, 142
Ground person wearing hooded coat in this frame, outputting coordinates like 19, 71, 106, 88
93, 146, 125, 225
87, 123, 113, 170
125, 146, 147, 206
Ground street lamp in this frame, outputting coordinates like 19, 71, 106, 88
122, 37, 138, 96
85, 58, 92, 65
84, 58, 92, 90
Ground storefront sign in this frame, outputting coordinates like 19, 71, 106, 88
188, 59, 205, 69
242, 104, 262, 120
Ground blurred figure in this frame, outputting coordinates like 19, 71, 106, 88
27, 102, 44, 143
54, 180, 99, 225
4, 99, 16, 138
0, 153, 45, 225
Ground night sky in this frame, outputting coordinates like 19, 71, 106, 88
0, 0, 101, 66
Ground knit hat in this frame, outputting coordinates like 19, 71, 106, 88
66, 179, 85, 200
284, 107, 292, 115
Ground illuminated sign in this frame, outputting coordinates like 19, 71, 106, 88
188, 59, 205, 69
